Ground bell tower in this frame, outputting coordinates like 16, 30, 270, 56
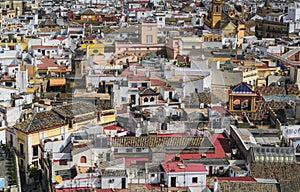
211, 0, 224, 29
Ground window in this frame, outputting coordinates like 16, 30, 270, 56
147, 26, 152, 31
150, 97, 155, 102
121, 97, 127, 102
126, 148, 133, 153
20, 160, 24, 169
192, 177, 198, 183
136, 148, 142, 152
132, 83, 137, 87
80, 156, 87, 163
151, 173, 155, 177
33, 146, 38, 157
20, 143, 24, 156
109, 179, 114, 183
215, 5, 219, 13
144, 97, 149, 102
159, 18, 162, 21
59, 160, 67, 165
146, 35, 153, 43
259, 72, 264, 77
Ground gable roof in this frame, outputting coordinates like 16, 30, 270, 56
139, 87, 159, 96
81, 8, 95, 15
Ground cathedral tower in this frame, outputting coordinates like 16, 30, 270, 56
211, 0, 224, 29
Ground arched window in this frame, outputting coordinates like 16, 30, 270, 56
150, 97, 155, 102
144, 97, 148, 103
215, 5, 219, 13
80, 156, 87, 163
233, 99, 241, 110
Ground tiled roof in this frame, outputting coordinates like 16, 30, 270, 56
37, 58, 60, 70
150, 75, 165, 86
197, 92, 211, 105
231, 82, 254, 94
14, 110, 66, 133
250, 163, 300, 181
218, 176, 256, 182
287, 84, 299, 95
139, 87, 158, 96
81, 8, 95, 15
162, 85, 175, 91
111, 136, 207, 148
52, 102, 98, 118
101, 170, 126, 177
259, 86, 286, 95
218, 181, 278, 192
246, 101, 288, 121
211, 106, 229, 115
279, 180, 300, 192
31, 45, 60, 49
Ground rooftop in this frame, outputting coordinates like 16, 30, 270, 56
111, 136, 210, 149
161, 161, 207, 173
14, 110, 66, 133
52, 102, 98, 118
101, 170, 126, 177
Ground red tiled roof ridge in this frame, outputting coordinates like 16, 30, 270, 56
217, 176, 256, 182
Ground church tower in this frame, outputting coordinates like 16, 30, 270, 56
211, 0, 224, 29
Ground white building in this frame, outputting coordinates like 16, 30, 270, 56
101, 170, 127, 189
161, 161, 208, 188
288, 2, 300, 21
281, 124, 300, 154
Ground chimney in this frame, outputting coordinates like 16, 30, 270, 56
214, 179, 219, 192
102, 81, 106, 93
216, 61, 220, 70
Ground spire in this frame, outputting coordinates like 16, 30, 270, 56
264, 0, 271, 8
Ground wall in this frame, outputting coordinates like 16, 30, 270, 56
166, 172, 207, 187
101, 176, 127, 189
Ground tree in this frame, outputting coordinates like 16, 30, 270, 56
280, 136, 286, 147
28, 167, 39, 180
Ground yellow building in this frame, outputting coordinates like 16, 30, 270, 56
80, 8, 96, 21
81, 38, 104, 56
256, 65, 280, 87
211, 0, 224, 29
200, 32, 222, 42
9, 102, 108, 183
100, 109, 116, 125
242, 62, 280, 86
222, 21, 237, 37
